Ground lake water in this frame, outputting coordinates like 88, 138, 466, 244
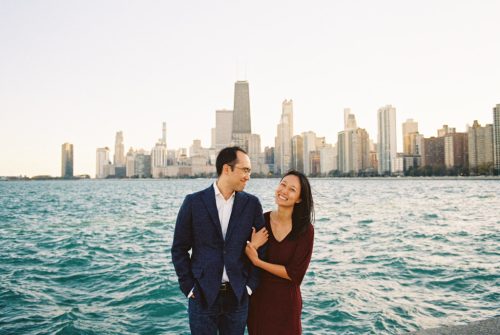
0, 179, 499, 334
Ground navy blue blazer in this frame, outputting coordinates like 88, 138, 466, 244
171, 185, 265, 307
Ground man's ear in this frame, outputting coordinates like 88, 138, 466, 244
223, 164, 231, 174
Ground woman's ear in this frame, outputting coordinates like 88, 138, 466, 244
296, 198, 302, 204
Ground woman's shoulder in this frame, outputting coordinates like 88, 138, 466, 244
300, 223, 314, 240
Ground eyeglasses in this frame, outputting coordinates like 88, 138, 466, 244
233, 166, 252, 176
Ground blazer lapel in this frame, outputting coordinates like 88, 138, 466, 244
225, 192, 249, 240
201, 186, 224, 239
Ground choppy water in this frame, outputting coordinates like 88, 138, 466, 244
0, 179, 499, 334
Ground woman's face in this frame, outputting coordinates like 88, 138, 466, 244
275, 174, 302, 207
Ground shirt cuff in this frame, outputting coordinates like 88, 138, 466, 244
246, 285, 253, 296
188, 287, 194, 298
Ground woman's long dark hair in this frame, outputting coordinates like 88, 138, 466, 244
284, 170, 315, 240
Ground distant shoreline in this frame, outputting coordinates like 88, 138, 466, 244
2, 176, 499, 181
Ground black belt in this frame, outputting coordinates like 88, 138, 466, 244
220, 282, 230, 292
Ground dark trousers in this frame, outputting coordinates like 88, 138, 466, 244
188, 284, 249, 335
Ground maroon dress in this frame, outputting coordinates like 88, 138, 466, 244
247, 211, 314, 335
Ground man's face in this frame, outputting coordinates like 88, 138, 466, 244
227, 151, 252, 192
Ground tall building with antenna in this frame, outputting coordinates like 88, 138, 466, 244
231, 80, 252, 151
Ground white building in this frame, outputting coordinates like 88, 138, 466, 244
377, 105, 397, 175
151, 141, 167, 178
96, 147, 111, 179
215, 109, 233, 152
320, 145, 336, 175
114, 131, 125, 167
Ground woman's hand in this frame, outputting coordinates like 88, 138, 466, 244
245, 242, 260, 265
249, 227, 269, 249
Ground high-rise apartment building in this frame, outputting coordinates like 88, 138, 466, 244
338, 109, 357, 174
357, 128, 371, 172
114, 131, 125, 167
468, 120, 494, 171
319, 144, 336, 175
126, 148, 151, 178
377, 105, 397, 175
264, 146, 275, 173
247, 134, 263, 173
215, 109, 233, 152
493, 104, 500, 172
275, 99, 294, 174
151, 122, 168, 178
424, 137, 445, 168
96, 147, 110, 179
338, 109, 372, 174
402, 119, 418, 155
444, 133, 468, 169
61, 143, 73, 178
438, 125, 456, 137
232, 81, 252, 150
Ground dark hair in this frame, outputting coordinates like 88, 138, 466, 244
216, 146, 247, 176
284, 170, 315, 240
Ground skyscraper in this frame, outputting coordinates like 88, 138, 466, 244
402, 119, 418, 155
61, 143, 73, 178
151, 122, 168, 178
114, 131, 125, 167
444, 133, 468, 169
337, 109, 372, 175
274, 99, 294, 174
232, 81, 252, 150
493, 104, 500, 172
96, 147, 110, 179
468, 120, 494, 171
302, 131, 317, 176
377, 105, 397, 175
423, 137, 445, 168
291, 135, 304, 173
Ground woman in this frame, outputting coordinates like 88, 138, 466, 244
246, 170, 315, 335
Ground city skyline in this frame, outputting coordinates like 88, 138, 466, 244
1, 1, 500, 176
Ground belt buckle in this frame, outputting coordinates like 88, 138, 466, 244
220, 282, 229, 291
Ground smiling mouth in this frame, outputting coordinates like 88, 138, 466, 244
277, 194, 288, 201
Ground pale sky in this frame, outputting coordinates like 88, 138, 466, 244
1, 0, 499, 177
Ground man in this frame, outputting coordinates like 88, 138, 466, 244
171, 146, 265, 334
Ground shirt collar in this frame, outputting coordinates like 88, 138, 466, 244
213, 181, 235, 200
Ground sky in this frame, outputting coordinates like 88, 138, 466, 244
1, 0, 499, 177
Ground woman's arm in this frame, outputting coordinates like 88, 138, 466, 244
248, 227, 268, 249
245, 243, 291, 280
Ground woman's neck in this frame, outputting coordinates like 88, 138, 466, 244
273, 206, 293, 225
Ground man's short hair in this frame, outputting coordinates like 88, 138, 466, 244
216, 146, 247, 176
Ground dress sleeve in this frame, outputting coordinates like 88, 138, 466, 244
285, 224, 314, 285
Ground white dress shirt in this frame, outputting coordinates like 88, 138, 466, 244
213, 182, 235, 283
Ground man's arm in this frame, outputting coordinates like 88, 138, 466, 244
171, 194, 195, 297
245, 199, 266, 292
